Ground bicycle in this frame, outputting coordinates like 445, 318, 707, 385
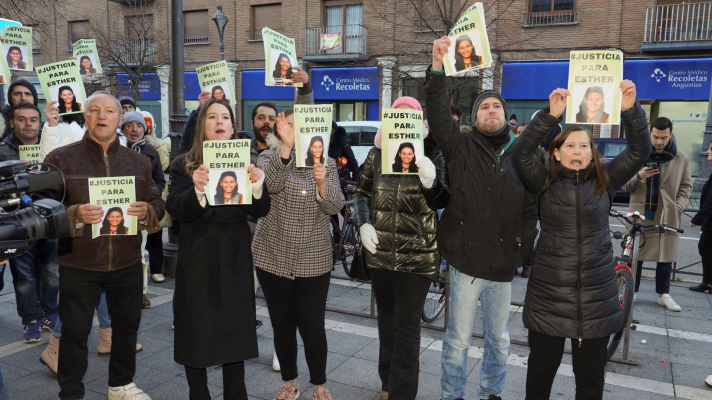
422, 257, 449, 323
332, 179, 361, 278
606, 209, 684, 361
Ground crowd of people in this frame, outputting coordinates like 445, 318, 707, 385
0, 35, 709, 400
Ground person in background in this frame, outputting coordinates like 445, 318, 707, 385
1, 80, 40, 140
622, 116, 692, 311
328, 121, 359, 182
690, 142, 712, 294
508, 114, 517, 135
120, 98, 137, 113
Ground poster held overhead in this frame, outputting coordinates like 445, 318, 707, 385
36, 60, 87, 116
0, 44, 10, 84
262, 27, 302, 87
566, 50, 623, 125
442, 3, 492, 76
381, 109, 425, 175
196, 60, 236, 105
294, 104, 333, 168
89, 177, 137, 239
203, 139, 252, 206
1, 25, 33, 71
73, 39, 103, 75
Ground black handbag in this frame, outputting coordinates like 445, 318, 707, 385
348, 243, 371, 282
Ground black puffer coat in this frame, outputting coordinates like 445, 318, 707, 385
511, 103, 651, 340
354, 136, 450, 282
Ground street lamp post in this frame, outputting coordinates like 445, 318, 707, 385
212, 6, 229, 61
694, 84, 712, 191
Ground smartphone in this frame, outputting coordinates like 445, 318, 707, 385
646, 162, 660, 170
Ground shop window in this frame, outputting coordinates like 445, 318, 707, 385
251, 4, 282, 41
184, 10, 209, 44
602, 143, 626, 158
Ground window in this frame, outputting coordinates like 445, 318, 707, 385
125, 14, 154, 40
251, 4, 282, 41
69, 20, 92, 47
184, 10, 209, 44
602, 142, 627, 158
531, 0, 575, 13
31, 27, 40, 53
323, 2, 364, 54
402, 79, 425, 109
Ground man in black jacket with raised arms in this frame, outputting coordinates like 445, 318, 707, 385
426, 37, 538, 400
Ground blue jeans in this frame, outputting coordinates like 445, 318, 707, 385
52, 288, 111, 338
9, 239, 59, 324
441, 269, 512, 399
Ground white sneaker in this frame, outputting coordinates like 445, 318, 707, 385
151, 274, 165, 283
272, 352, 281, 371
657, 294, 682, 312
108, 382, 152, 400
634, 293, 637, 302
705, 374, 712, 388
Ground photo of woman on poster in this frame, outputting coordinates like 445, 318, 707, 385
213, 170, 244, 205
392, 142, 419, 173
211, 85, 231, 105
575, 86, 610, 124
453, 35, 482, 72
57, 85, 83, 114
99, 207, 130, 235
6, 46, 27, 69
78, 55, 98, 75
304, 135, 325, 167
272, 52, 294, 85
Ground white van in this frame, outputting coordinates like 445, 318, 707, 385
336, 121, 381, 166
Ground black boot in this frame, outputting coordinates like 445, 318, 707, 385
521, 265, 531, 278
689, 282, 712, 293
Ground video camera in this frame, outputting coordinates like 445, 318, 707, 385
0, 161, 69, 259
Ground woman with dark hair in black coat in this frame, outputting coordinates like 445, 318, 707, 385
511, 80, 650, 400
304, 135, 325, 167
391, 142, 418, 173
689, 142, 712, 293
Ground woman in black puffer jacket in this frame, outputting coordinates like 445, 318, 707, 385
511, 81, 651, 400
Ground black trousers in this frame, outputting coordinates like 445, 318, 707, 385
635, 261, 673, 293
57, 262, 143, 400
145, 230, 164, 275
525, 330, 609, 400
256, 268, 331, 385
700, 231, 712, 283
370, 269, 431, 399
185, 362, 247, 400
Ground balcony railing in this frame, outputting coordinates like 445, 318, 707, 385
184, 33, 209, 45
644, 1, 712, 42
522, 10, 580, 27
118, 39, 156, 64
305, 24, 367, 57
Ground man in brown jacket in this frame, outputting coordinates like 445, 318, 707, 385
623, 117, 692, 312
43, 91, 165, 400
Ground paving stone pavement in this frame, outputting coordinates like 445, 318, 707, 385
0, 234, 711, 399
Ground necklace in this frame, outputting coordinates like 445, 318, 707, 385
110, 228, 117, 234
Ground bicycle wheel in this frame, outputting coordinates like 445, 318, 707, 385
340, 223, 360, 278
607, 265, 635, 360
422, 262, 449, 323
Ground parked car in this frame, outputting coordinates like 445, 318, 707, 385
337, 121, 381, 166
594, 138, 630, 202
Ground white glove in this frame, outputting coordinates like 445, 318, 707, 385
416, 156, 436, 189
359, 223, 379, 255
252, 172, 265, 199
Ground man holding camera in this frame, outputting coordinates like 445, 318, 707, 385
42, 91, 165, 400
1, 103, 60, 342
622, 116, 692, 311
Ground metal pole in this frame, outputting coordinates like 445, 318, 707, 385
163, 0, 187, 278
219, 33, 225, 61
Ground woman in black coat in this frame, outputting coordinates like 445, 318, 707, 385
689, 142, 712, 293
511, 80, 651, 400
167, 98, 270, 400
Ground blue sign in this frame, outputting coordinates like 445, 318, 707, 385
185, 71, 202, 100
241, 70, 294, 100
115, 73, 161, 100
0, 18, 22, 31
625, 58, 711, 100
502, 58, 712, 101
312, 67, 380, 100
